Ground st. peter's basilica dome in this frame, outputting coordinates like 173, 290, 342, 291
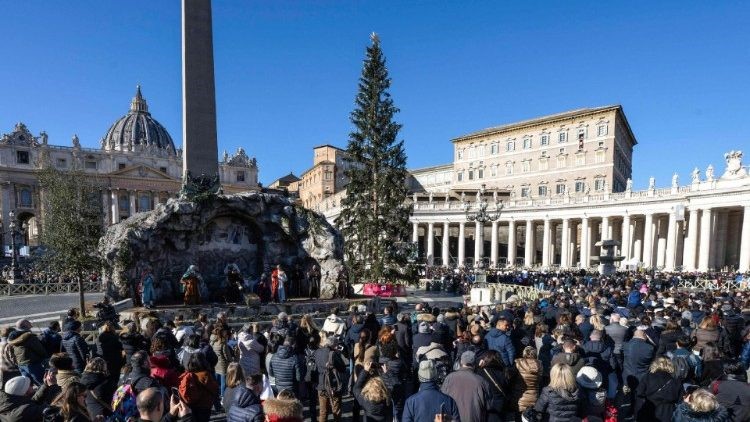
100, 86, 176, 155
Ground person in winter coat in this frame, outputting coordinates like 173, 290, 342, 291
223, 363, 244, 415
533, 363, 580, 422
314, 337, 347, 422
269, 337, 302, 394
550, 339, 585, 380
739, 327, 750, 369
124, 351, 162, 396
0, 327, 20, 387
635, 357, 682, 422
576, 365, 606, 421
622, 325, 655, 391
657, 320, 683, 356
149, 354, 180, 390
693, 317, 721, 356
402, 360, 460, 422
61, 320, 90, 374
710, 360, 750, 422
0, 374, 55, 421
7, 319, 46, 385
441, 350, 492, 422
39, 321, 62, 358
485, 317, 516, 367
672, 388, 731, 422
49, 353, 80, 392
411, 322, 433, 364
510, 346, 542, 415
79, 357, 116, 419
178, 334, 204, 371
120, 321, 148, 363
698, 342, 725, 387
227, 373, 264, 422
49, 381, 93, 422
96, 321, 124, 383
352, 362, 393, 422
179, 353, 219, 422
238, 325, 266, 377
321, 309, 346, 338
581, 329, 617, 398
211, 326, 235, 399
475, 350, 510, 422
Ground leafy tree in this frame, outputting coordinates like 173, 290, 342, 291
38, 166, 103, 317
336, 33, 411, 282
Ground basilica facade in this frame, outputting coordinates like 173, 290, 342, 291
0, 86, 259, 250
315, 106, 750, 273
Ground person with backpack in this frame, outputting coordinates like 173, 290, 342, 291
314, 336, 346, 422
112, 351, 162, 422
301, 334, 320, 421
666, 336, 702, 384
135, 386, 193, 422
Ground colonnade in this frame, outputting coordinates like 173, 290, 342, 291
101, 189, 171, 225
412, 204, 750, 272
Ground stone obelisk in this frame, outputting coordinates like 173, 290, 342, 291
181, 0, 219, 185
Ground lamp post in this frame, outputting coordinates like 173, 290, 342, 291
464, 184, 502, 274
6, 211, 27, 284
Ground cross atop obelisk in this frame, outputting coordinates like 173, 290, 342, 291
181, 0, 219, 188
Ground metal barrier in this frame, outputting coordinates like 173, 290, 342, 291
676, 279, 747, 291
493, 283, 549, 301
0, 281, 103, 296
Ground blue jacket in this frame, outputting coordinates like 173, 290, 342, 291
623, 337, 655, 387
740, 341, 750, 370
269, 345, 301, 392
485, 328, 515, 367
402, 382, 460, 422
227, 385, 264, 422
670, 347, 702, 380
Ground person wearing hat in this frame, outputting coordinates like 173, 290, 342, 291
7, 319, 46, 386
402, 360, 459, 422
61, 319, 90, 374
441, 350, 492, 422
0, 374, 56, 421
576, 366, 606, 421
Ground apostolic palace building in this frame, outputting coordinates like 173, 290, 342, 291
0, 87, 259, 250
313, 105, 750, 273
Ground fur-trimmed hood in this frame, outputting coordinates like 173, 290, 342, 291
417, 313, 436, 323
263, 398, 303, 422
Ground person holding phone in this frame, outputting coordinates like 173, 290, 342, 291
135, 386, 192, 422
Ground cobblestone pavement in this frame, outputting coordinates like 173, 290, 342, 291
0, 292, 105, 319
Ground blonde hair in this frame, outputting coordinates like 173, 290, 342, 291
299, 314, 319, 333
549, 363, 576, 393
698, 317, 717, 330
688, 388, 720, 412
84, 357, 109, 376
361, 376, 390, 404
590, 315, 605, 331
649, 357, 675, 374
226, 363, 245, 389
522, 346, 537, 359
523, 311, 534, 326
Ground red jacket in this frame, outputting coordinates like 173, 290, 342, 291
149, 354, 180, 389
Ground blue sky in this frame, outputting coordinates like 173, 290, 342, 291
0, 1, 748, 187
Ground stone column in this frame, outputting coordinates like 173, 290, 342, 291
698, 208, 713, 271
442, 222, 450, 267
550, 223, 557, 265
412, 222, 419, 243
458, 222, 466, 267
643, 213, 654, 267
426, 222, 435, 266
664, 210, 678, 271
101, 190, 110, 227
621, 215, 631, 265
632, 218, 642, 263
588, 221, 596, 263
507, 220, 516, 267
560, 219, 570, 268
580, 217, 589, 268
656, 216, 668, 268
474, 221, 484, 264
739, 206, 750, 272
129, 191, 137, 215
714, 211, 728, 269
524, 220, 534, 267
601, 216, 610, 241
542, 218, 551, 267
683, 209, 700, 271
490, 220, 499, 267
111, 190, 120, 224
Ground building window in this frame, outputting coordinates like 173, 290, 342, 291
159, 166, 168, 174
597, 124, 608, 137
578, 128, 586, 140
523, 138, 532, 149
118, 163, 126, 170
595, 151, 606, 163
19, 188, 32, 207
575, 181, 586, 193
556, 183, 566, 195
236, 171, 245, 182
540, 134, 549, 146
119, 194, 130, 213
478, 145, 485, 157
539, 158, 548, 171
505, 162, 513, 175
522, 161, 530, 173
457, 149, 464, 160
506, 141, 515, 152
477, 168, 484, 179
56, 158, 67, 168
490, 166, 497, 177
490, 144, 498, 155
520, 187, 530, 198
468, 170, 474, 180
594, 178, 605, 191
468, 146, 475, 159
85, 160, 97, 170
576, 154, 585, 166
457, 171, 463, 182
139, 194, 151, 212
538, 185, 548, 197
16, 151, 29, 164
557, 156, 566, 168
558, 132, 567, 143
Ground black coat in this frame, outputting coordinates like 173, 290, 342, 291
656, 330, 682, 356
96, 331, 124, 378
62, 331, 90, 373
119, 332, 148, 362
635, 370, 681, 422
269, 345, 302, 392
477, 364, 509, 422
353, 370, 393, 422
622, 337, 655, 389
0, 391, 46, 422
80, 370, 116, 418
581, 340, 615, 375
314, 347, 346, 392
533, 386, 580, 422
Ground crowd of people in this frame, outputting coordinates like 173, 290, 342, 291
0, 269, 749, 422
